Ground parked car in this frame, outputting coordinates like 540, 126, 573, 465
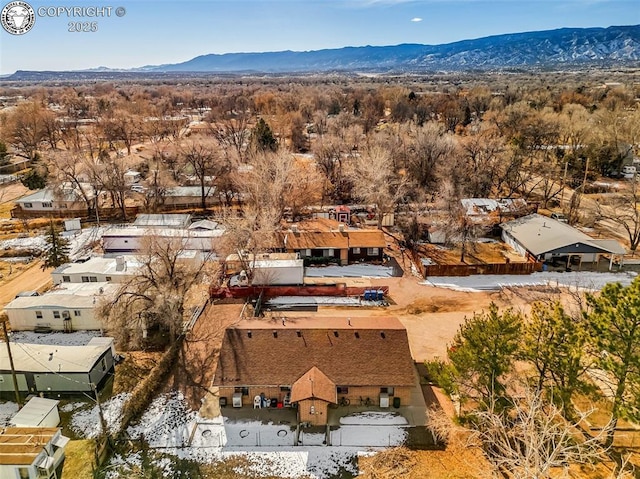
550, 213, 568, 223
131, 184, 147, 193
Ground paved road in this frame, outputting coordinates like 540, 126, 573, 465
0, 261, 53, 308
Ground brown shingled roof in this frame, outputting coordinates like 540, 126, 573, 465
291, 366, 337, 404
280, 230, 349, 250
214, 317, 415, 389
346, 230, 386, 248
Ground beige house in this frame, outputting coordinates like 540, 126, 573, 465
214, 316, 415, 426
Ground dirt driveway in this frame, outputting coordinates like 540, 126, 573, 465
0, 260, 53, 308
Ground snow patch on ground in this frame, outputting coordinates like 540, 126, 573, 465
305, 264, 395, 278
424, 271, 637, 292
0, 401, 19, 425
11, 330, 101, 346
118, 392, 405, 478
339, 411, 408, 426
0, 226, 106, 260
71, 392, 129, 438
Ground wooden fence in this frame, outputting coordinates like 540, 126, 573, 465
10, 206, 139, 220
421, 261, 543, 277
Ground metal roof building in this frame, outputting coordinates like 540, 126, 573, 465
500, 214, 626, 268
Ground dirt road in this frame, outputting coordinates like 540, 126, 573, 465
0, 261, 53, 308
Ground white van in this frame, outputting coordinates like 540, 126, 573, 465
623, 165, 637, 179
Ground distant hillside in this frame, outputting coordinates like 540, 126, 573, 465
149, 24, 640, 73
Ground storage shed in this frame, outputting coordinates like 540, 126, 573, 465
10, 397, 60, 427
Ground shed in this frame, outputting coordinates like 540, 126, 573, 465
10, 397, 60, 427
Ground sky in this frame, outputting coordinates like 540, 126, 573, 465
0, 0, 638, 74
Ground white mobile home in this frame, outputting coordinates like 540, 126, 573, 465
52, 256, 139, 284
3, 282, 116, 331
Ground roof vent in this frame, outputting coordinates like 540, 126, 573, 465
291, 224, 299, 233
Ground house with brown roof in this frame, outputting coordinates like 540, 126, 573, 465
277, 219, 386, 265
213, 316, 415, 426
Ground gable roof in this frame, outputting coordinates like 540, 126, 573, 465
501, 214, 625, 256
214, 317, 415, 389
291, 366, 337, 403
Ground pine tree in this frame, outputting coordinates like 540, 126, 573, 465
42, 222, 70, 270
250, 118, 278, 152
585, 277, 640, 447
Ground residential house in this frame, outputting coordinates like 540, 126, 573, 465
101, 226, 224, 256
161, 186, 219, 209
214, 317, 415, 426
0, 337, 115, 397
501, 214, 626, 269
277, 219, 386, 265
12, 184, 94, 218
0, 427, 68, 479
3, 282, 117, 331
51, 256, 139, 285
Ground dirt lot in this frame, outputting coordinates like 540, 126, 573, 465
0, 260, 53, 308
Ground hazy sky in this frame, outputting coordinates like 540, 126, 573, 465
0, 0, 638, 74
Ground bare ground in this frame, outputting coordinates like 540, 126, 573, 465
0, 260, 53, 308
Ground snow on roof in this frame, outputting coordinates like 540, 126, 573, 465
102, 226, 225, 239
188, 219, 220, 230
500, 214, 625, 256
461, 198, 527, 216
52, 256, 140, 277
133, 214, 192, 228
16, 185, 94, 204
3, 282, 117, 310
166, 186, 216, 197
0, 340, 113, 374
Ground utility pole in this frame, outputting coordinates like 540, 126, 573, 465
1, 316, 22, 408
560, 160, 569, 206
92, 382, 110, 445
582, 157, 590, 190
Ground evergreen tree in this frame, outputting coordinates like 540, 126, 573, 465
0, 141, 9, 166
442, 303, 522, 407
42, 222, 70, 270
250, 118, 278, 152
521, 301, 591, 419
20, 167, 47, 190
585, 278, 640, 447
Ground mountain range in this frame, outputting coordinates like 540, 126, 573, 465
4, 24, 640, 80
145, 24, 640, 73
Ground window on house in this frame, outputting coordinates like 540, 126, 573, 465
105, 276, 112, 282
304, 249, 311, 257
89, 276, 98, 282
74, 310, 81, 317
35, 311, 43, 319
367, 247, 379, 256
81, 276, 89, 283
124, 240, 129, 244
42, 202, 53, 208
62, 311, 70, 319
18, 467, 29, 479
101, 357, 107, 372
235, 387, 249, 396
380, 387, 394, 395
60, 203, 68, 208
280, 386, 291, 392
24, 202, 32, 208
62, 276, 70, 282
352, 247, 361, 254
337, 386, 349, 394
53, 311, 60, 319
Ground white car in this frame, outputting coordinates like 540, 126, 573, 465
131, 185, 146, 193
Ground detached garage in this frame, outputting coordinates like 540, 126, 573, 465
501, 214, 626, 270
